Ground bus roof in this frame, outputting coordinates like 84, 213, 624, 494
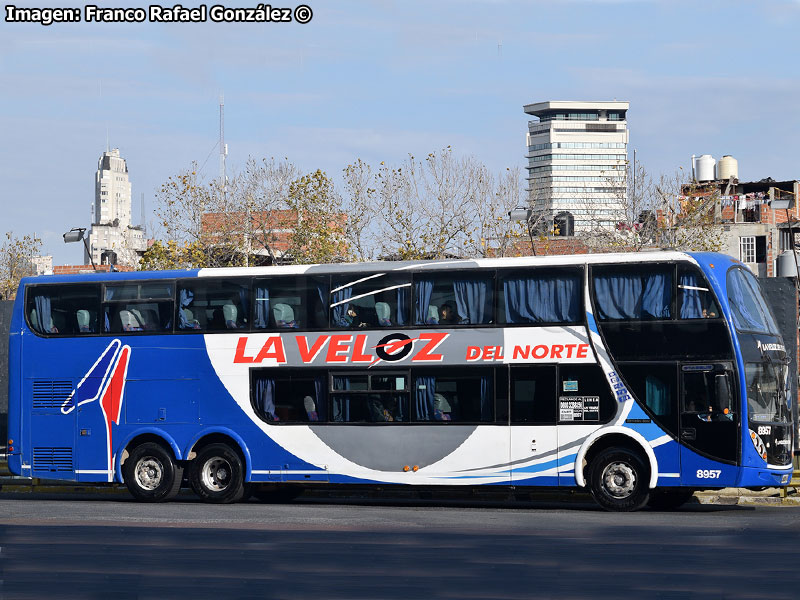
18, 250, 735, 288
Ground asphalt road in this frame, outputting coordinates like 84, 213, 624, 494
1, 492, 799, 599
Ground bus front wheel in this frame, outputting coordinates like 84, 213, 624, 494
589, 447, 650, 512
122, 442, 183, 502
189, 443, 245, 504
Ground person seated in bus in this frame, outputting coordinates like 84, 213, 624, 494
439, 302, 460, 325
368, 395, 395, 422
346, 306, 370, 328
209, 308, 226, 330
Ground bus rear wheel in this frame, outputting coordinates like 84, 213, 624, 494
589, 447, 650, 512
123, 442, 183, 502
190, 443, 245, 504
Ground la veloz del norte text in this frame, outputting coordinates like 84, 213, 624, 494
4, 4, 313, 26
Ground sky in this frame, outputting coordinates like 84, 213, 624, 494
1, 0, 799, 265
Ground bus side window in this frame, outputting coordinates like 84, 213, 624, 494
104, 282, 174, 333
414, 272, 494, 326
177, 279, 248, 332
499, 269, 582, 325
556, 364, 615, 424
253, 276, 329, 330
26, 284, 101, 336
510, 366, 557, 424
678, 266, 720, 319
330, 273, 410, 330
592, 264, 673, 321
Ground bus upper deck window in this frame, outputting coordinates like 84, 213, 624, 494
27, 284, 101, 336
414, 273, 494, 327
678, 266, 720, 320
593, 265, 673, 321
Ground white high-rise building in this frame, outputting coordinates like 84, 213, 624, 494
523, 101, 629, 232
86, 149, 147, 267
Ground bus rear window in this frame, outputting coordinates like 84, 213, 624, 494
26, 284, 101, 335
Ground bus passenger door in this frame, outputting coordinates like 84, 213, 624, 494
679, 363, 739, 486
509, 366, 560, 486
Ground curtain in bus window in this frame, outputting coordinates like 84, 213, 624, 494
415, 280, 434, 324
32, 295, 54, 333
331, 286, 352, 327
103, 287, 114, 331
453, 279, 488, 324
254, 378, 278, 421
178, 289, 198, 329
480, 375, 492, 421
645, 374, 669, 415
332, 375, 350, 422
416, 375, 435, 420
504, 275, 579, 323
238, 288, 250, 327
254, 286, 269, 329
679, 272, 704, 319
595, 272, 671, 320
642, 273, 670, 319
314, 376, 328, 422
396, 286, 409, 326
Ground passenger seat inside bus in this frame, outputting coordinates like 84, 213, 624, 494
119, 309, 144, 332
30, 308, 58, 334
273, 303, 297, 328
223, 304, 238, 329
76, 309, 92, 333
375, 302, 391, 326
426, 305, 439, 324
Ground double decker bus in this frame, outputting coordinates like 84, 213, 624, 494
6, 251, 794, 511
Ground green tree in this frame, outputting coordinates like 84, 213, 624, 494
287, 169, 348, 264
1, 231, 42, 300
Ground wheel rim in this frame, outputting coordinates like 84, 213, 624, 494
201, 457, 232, 492
601, 461, 636, 499
135, 457, 164, 491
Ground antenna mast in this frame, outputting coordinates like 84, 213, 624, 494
219, 93, 227, 194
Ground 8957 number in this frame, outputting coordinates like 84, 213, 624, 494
696, 469, 722, 479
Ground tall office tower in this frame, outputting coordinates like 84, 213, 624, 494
523, 101, 629, 233
86, 149, 147, 267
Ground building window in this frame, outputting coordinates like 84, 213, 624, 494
740, 236, 755, 263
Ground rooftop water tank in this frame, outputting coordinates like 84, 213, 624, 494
695, 154, 716, 182
717, 155, 739, 181
776, 251, 799, 278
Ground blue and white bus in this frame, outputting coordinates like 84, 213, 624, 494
6, 251, 794, 510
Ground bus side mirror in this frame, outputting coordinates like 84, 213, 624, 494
715, 374, 732, 414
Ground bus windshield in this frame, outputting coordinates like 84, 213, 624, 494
745, 362, 791, 423
726, 268, 779, 335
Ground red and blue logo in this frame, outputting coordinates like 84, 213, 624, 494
61, 339, 131, 480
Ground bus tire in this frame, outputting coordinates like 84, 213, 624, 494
123, 442, 183, 503
190, 443, 245, 504
589, 447, 650, 512
647, 488, 695, 510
